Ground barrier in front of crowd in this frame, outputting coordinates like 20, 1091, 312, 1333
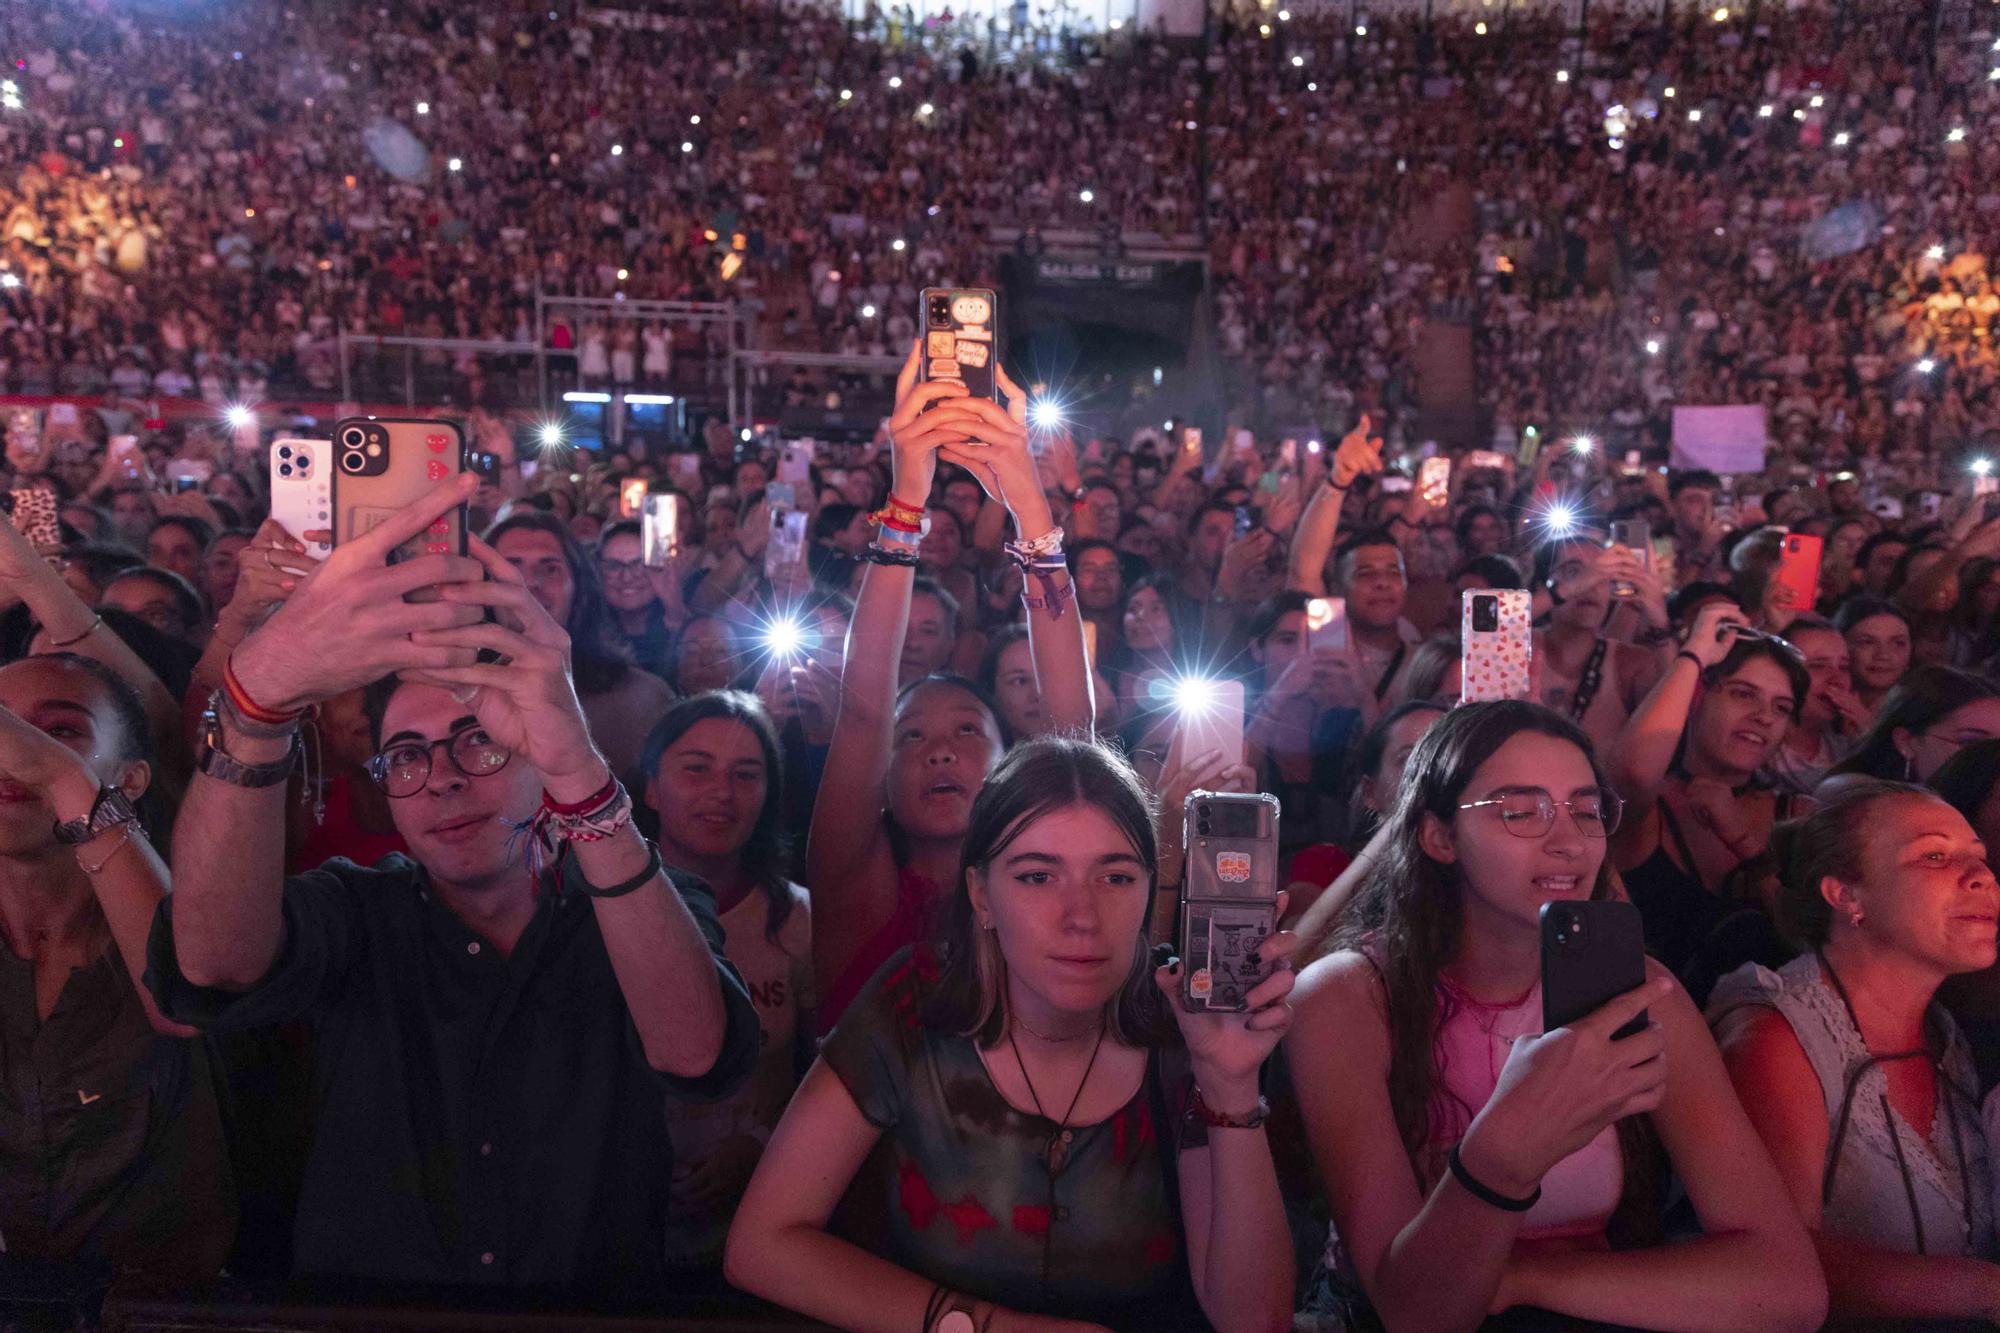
535, 295, 746, 427
337, 335, 542, 411
732, 349, 907, 443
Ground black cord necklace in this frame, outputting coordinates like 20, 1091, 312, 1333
1816, 949, 1974, 1255
1008, 1020, 1106, 1175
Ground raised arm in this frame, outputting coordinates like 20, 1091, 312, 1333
1288, 417, 1380, 596
939, 364, 1092, 735
1898, 513, 2000, 618
808, 348, 984, 991
176, 475, 486, 989
416, 536, 736, 1078
190, 520, 322, 698
1605, 602, 1744, 812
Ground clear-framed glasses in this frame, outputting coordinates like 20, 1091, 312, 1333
1457, 786, 1624, 839
598, 556, 650, 581
366, 727, 513, 798
1727, 625, 1804, 659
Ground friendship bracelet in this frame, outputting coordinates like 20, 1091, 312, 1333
1448, 1142, 1541, 1213
862, 546, 920, 567
76, 822, 144, 876
1002, 524, 1065, 564
223, 654, 301, 725
1021, 576, 1076, 618
544, 774, 618, 816
47, 614, 103, 649
882, 494, 925, 524
538, 779, 632, 844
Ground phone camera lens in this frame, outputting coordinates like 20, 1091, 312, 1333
339, 426, 367, 449
1471, 595, 1500, 634
341, 450, 367, 473
278, 464, 292, 478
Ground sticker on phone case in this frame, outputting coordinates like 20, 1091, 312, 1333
429, 518, 451, 537
955, 340, 989, 368
926, 331, 957, 358
425, 433, 451, 453
1216, 851, 1251, 883
928, 359, 962, 379
426, 460, 449, 480
955, 326, 992, 342
1189, 967, 1213, 998
426, 542, 449, 555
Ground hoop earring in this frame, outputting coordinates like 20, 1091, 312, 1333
1849, 909, 1865, 928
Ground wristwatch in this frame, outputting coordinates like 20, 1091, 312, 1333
197, 695, 301, 789
935, 1294, 982, 1333
52, 785, 140, 846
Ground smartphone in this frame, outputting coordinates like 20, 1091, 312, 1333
1461, 589, 1533, 703
109, 434, 144, 481
1182, 426, 1203, 457
1607, 518, 1650, 598
1082, 619, 1099, 669
6, 408, 40, 459
1517, 425, 1543, 468
3, 487, 60, 551
1306, 596, 1348, 651
920, 288, 999, 402
329, 417, 467, 560
618, 477, 648, 519
1775, 531, 1824, 611
778, 440, 814, 486
1172, 677, 1247, 770
642, 493, 680, 567
270, 438, 334, 558
670, 453, 703, 492
1418, 456, 1451, 507
1975, 474, 1999, 500
1180, 790, 1282, 1012
1541, 900, 1648, 1039
1466, 449, 1510, 473
766, 508, 808, 577
1918, 491, 1944, 521
467, 450, 502, 487
1232, 504, 1255, 539
765, 481, 797, 512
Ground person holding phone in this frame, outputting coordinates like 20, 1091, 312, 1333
729, 738, 1298, 1333
1531, 534, 1671, 756
807, 343, 1093, 1032
146, 476, 759, 1297
1606, 602, 1810, 984
1710, 781, 2000, 1321
1286, 701, 1824, 1332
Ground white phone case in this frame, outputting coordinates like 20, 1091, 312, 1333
1461, 589, 1533, 703
270, 438, 333, 558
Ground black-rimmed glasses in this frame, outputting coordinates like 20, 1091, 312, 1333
366, 727, 513, 798
1456, 787, 1624, 838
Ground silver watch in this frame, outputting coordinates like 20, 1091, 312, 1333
52, 786, 141, 846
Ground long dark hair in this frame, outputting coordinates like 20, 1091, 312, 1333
1326, 702, 1624, 1182
924, 737, 1177, 1049
483, 510, 634, 695
1830, 665, 2000, 781
1770, 778, 1936, 948
636, 690, 794, 942
1930, 738, 2000, 832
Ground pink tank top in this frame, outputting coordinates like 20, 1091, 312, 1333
1430, 975, 1623, 1242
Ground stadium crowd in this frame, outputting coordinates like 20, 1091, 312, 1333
3, 1, 2000, 1332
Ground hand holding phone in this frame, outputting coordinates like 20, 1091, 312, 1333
1179, 791, 1281, 1012
1461, 590, 1533, 702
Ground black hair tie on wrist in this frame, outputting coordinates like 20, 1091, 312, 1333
1449, 1142, 1541, 1212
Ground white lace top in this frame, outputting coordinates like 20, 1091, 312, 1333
1709, 954, 1995, 1258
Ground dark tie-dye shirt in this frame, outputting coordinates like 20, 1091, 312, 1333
822, 946, 1208, 1331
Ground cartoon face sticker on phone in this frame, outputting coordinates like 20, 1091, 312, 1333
949, 294, 991, 326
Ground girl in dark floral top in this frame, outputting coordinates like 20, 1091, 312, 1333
728, 738, 1299, 1333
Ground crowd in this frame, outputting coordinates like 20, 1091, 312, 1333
9, 0, 2000, 457
1, 315, 1999, 1329
6, 0, 2000, 1330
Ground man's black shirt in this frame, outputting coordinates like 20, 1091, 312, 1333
145, 854, 758, 1299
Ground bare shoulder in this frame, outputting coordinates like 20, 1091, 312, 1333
1292, 949, 1391, 1042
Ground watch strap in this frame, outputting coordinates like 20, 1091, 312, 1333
198, 699, 301, 789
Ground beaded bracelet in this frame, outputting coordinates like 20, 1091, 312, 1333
1002, 524, 1065, 564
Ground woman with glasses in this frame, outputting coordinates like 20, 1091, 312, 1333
1830, 665, 2000, 785
1606, 602, 1810, 985
1286, 701, 1823, 1332
596, 515, 691, 680
1709, 781, 2000, 1321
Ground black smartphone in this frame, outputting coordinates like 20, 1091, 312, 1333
1540, 900, 1648, 1039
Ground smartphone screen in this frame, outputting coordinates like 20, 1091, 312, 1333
642, 494, 680, 567
1172, 678, 1247, 770
619, 477, 648, 519
766, 508, 808, 576
1418, 456, 1451, 507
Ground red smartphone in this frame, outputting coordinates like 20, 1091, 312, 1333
1774, 532, 1823, 612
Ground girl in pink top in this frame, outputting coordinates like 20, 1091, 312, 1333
1286, 700, 1825, 1332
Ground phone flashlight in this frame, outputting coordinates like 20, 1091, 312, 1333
1974, 458, 1995, 477
1305, 599, 1335, 633
1168, 675, 1221, 717
1545, 503, 1578, 538
1030, 400, 1064, 431
538, 422, 566, 450
762, 616, 812, 660
1571, 435, 1596, 455
223, 404, 255, 431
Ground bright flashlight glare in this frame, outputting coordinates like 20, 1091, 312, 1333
1928, 244, 1946, 261
1644, 339, 1662, 355
763, 617, 807, 658
1169, 675, 1221, 717
538, 423, 566, 449
1545, 504, 1578, 537
1973, 458, 1995, 477
1918, 358, 1937, 374
1571, 435, 1595, 454
224, 404, 255, 430
1030, 400, 1064, 430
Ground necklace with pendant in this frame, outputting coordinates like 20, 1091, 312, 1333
1008, 1020, 1106, 1175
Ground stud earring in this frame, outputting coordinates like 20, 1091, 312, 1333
1849, 909, 1865, 927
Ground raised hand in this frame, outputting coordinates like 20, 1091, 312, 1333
1158, 896, 1299, 1100
887, 339, 982, 505
231, 473, 488, 714
1679, 600, 1749, 671
0, 699, 99, 811
412, 535, 605, 796
1331, 414, 1384, 489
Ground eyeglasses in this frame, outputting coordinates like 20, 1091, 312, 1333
1457, 786, 1624, 838
366, 727, 513, 798
1726, 625, 1804, 659
598, 557, 651, 579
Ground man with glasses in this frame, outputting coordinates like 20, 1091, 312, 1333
146, 475, 758, 1299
